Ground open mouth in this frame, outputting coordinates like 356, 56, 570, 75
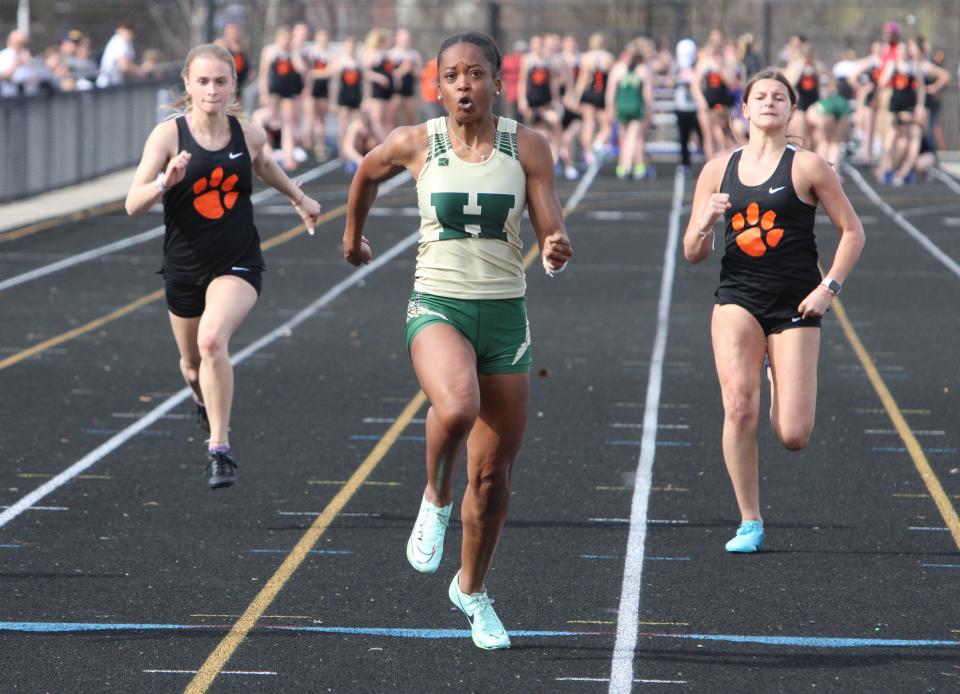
458, 96, 473, 108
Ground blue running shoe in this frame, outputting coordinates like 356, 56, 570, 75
448, 572, 511, 650
725, 520, 764, 553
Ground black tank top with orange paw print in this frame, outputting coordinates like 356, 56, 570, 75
161, 114, 263, 282
716, 145, 819, 309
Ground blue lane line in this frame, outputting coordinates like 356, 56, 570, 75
0, 623, 217, 633
350, 435, 426, 442
0, 544, 22, 549
647, 633, 960, 648
646, 557, 691, 561
6, 623, 953, 647
607, 440, 691, 447
268, 625, 600, 638
247, 549, 353, 555
0, 622, 601, 639
920, 563, 960, 568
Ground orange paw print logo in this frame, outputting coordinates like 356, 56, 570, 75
732, 202, 783, 257
193, 167, 239, 220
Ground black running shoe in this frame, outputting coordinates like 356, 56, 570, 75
195, 403, 210, 432
206, 451, 237, 489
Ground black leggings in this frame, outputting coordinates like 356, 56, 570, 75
675, 110, 701, 167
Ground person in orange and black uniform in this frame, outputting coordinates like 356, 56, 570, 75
125, 44, 320, 490
306, 28, 335, 159
683, 69, 864, 554
573, 32, 615, 166
784, 42, 823, 151
216, 22, 253, 98
258, 26, 307, 171
876, 39, 925, 186
518, 35, 562, 161
363, 28, 395, 141
693, 30, 738, 160
848, 41, 884, 164
389, 28, 423, 127
557, 34, 583, 179
335, 36, 363, 163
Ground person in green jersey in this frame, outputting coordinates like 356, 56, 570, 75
607, 40, 655, 179
343, 31, 572, 650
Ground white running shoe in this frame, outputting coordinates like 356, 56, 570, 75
448, 571, 511, 650
406, 494, 452, 573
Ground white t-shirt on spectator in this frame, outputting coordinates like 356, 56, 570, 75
0, 47, 27, 97
97, 33, 135, 87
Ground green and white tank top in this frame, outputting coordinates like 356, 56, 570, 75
414, 116, 527, 299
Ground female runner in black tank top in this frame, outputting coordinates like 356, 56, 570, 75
876, 40, 926, 186
125, 43, 320, 490
258, 26, 307, 172
306, 29, 334, 160
362, 29, 395, 141
683, 69, 864, 554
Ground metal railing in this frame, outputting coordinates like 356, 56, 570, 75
0, 77, 178, 203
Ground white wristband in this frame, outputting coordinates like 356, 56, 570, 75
155, 172, 167, 194
543, 258, 567, 277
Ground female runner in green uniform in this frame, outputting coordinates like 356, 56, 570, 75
343, 31, 572, 649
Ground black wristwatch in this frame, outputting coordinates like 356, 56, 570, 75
820, 278, 841, 296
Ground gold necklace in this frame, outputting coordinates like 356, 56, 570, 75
446, 118, 492, 162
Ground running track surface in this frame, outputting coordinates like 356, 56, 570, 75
0, 158, 958, 693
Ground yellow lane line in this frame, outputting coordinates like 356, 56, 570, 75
0, 201, 125, 243
0, 203, 351, 373
832, 298, 960, 550
0, 290, 163, 371
184, 391, 427, 694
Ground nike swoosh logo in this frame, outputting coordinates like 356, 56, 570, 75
791, 316, 802, 323
769, 186, 785, 194
229, 152, 244, 159
231, 267, 249, 272
412, 544, 436, 562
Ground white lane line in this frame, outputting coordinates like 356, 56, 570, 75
609, 167, 685, 694
0, 174, 412, 530
0, 160, 343, 293
843, 163, 960, 281
930, 167, 960, 195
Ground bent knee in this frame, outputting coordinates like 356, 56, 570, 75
431, 401, 479, 437
196, 332, 228, 359
467, 467, 513, 504
777, 427, 812, 451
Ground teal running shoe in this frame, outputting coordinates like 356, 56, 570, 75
405, 495, 452, 573
725, 520, 765, 553
448, 572, 511, 650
